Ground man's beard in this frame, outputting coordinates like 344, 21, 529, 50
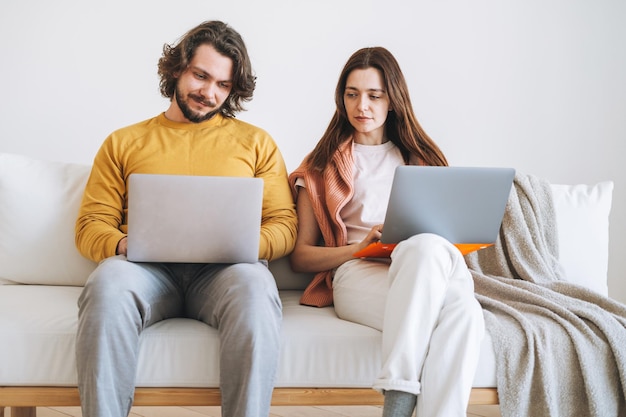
175, 88, 221, 123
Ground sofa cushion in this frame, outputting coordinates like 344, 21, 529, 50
0, 153, 96, 286
552, 181, 613, 296
0, 152, 614, 296
0, 288, 388, 388
0, 285, 82, 384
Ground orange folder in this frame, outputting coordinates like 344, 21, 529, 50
353, 241, 492, 258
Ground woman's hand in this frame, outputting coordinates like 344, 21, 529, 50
291, 188, 379, 273
355, 224, 384, 253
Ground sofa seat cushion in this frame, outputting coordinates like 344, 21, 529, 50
0, 285, 81, 385
0, 288, 496, 388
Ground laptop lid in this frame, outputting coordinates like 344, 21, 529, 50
353, 166, 515, 258
126, 173, 263, 263
382, 165, 515, 244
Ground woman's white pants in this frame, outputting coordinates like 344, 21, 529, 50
333, 233, 485, 417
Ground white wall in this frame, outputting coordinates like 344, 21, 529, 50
1, 0, 625, 301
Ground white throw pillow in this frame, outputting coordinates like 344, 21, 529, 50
551, 181, 613, 296
0, 153, 96, 286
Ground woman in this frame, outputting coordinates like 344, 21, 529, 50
288, 47, 485, 417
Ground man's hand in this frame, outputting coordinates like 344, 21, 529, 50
116, 237, 128, 256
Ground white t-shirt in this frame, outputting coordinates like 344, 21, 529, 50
294, 140, 404, 245
342, 141, 404, 244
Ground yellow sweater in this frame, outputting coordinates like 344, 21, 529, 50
75, 113, 297, 263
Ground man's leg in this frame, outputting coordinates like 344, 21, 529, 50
185, 262, 282, 417
76, 256, 182, 417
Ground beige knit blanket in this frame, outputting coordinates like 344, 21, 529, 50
465, 172, 626, 417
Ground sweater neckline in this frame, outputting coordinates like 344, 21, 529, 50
156, 112, 224, 130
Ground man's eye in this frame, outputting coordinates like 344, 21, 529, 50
195, 73, 206, 80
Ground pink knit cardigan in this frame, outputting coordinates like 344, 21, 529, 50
289, 139, 422, 307
288, 139, 355, 307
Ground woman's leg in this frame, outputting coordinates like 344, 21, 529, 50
332, 258, 390, 331
374, 233, 485, 417
333, 260, 416, 417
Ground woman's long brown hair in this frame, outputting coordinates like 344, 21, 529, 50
306, 47, 448, 172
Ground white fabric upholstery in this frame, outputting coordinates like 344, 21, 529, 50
0, 152, 613, 293
0, 153, 96, 286
0, 152, 613, 390
0, 287, 497, 388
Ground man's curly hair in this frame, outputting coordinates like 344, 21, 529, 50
157, 21, 256, 118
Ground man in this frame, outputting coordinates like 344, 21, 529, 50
75, 21, 297, 417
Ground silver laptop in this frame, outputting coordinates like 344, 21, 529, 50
353, 165, 515, 258
126, 174, 263, 263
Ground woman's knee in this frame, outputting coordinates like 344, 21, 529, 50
390, 233, 460, 276
393, 233, 457, 257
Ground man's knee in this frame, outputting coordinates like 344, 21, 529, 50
224, 262, 279, 297
219, 263, 282, 323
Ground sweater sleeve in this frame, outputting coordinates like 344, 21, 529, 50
75, 137, 127, 262
256, 140, 298, 261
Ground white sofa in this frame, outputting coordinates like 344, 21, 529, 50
0, 152, 614, 416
